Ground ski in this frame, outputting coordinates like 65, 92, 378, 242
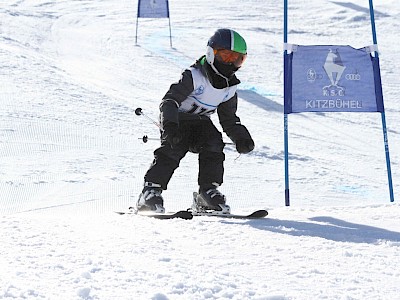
116, 190, 268, 220
115, 209, 267, 220
115, 209, 193, 220
190, 209, 268, 219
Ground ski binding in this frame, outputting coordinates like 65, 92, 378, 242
190, 192, 268, 219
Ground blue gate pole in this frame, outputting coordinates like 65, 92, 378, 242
166, 0, 173, 48
369, 0, 394, 202
283, 0, 290, 206
135, 0, 140, 45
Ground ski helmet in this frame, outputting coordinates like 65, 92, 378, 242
205, 29, 247, 78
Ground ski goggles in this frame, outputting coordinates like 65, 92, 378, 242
214, 49, 247, 68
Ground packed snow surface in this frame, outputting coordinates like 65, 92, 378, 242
1, 0, 400, 299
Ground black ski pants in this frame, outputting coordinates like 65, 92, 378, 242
144, 118, 225, 190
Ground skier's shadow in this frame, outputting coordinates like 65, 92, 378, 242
242, 216, 400, 244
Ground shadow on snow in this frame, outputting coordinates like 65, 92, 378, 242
232, 216, 400, 244
237, 89, 283, 113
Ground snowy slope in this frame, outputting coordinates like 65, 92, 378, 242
1, 0, 400, 299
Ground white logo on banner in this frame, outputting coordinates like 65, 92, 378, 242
323, 49, 346, 96
307, 68, 316, 82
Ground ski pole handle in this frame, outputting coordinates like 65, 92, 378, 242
134, 107, 144, 116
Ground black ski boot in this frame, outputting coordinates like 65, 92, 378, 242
194, 186, 230, 213
137, 182, 165, 213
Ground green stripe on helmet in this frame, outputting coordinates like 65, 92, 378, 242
231, 30, 247, 54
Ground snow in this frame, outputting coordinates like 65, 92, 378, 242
1, 0, 400, 298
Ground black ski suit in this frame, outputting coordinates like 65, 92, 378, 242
144, 56, 254, 190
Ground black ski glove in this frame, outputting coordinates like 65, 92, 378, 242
235, 138, 255, 154
163, 123, 182, 147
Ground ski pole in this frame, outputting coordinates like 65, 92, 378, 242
139, 135, 234, 145
139, 135, 159, 143
135, 107, 162, 129
138, 135, 239, 159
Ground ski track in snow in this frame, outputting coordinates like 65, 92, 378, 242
1, 0, 400, 299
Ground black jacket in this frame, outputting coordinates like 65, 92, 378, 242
159, 56, 252, 143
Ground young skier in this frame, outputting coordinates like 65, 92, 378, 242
137, 28, 255, 213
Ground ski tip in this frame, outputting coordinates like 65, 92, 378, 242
114, 211, 126, 215
247, 210, 268, 218
114, 207, 137, 215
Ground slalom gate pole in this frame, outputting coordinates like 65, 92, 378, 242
166, 0, 172, 48
283, 0, 290, 206
135, 2, 139, 45
368, 0, 394, 202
